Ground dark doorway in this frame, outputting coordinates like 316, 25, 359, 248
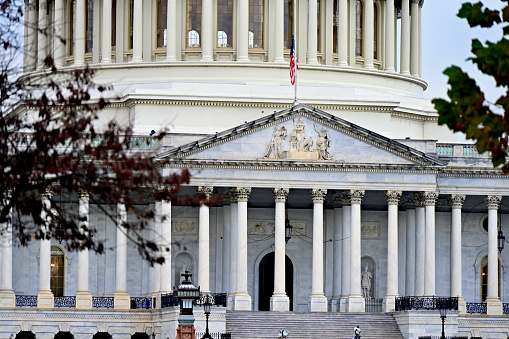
258, 252, 293, 311
16, 332, 36, 339
131, 334, 149, 339
54, 332, 73, 339
92, 333, 112, 339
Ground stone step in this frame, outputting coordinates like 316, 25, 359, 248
226, 312, 404, 339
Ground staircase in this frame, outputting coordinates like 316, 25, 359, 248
226, 311, 404, 339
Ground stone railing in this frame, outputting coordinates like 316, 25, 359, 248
395, 296, 458, 311
436, 143, 491, 158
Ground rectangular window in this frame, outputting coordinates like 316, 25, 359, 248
129, 0, 134, 49
187, 0, 202, 47
69, 0, 75, 55
157, 0, 168, 48
284, 0, 294, 49
85, 0, 93, 53
248, 0, 263, 48
333, 0, 338, 53
217, 0, 233, 48
112, 0, 117, 49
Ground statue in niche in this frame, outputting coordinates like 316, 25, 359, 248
180, 263, 187, 283
314, 123, 332, 160
361, 263, 373, 298
290, 117, 313, 151
264, 126, 287, 159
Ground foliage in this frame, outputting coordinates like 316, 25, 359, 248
432, 1, 509, 172
0, 0, 212, 264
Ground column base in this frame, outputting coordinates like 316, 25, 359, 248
270, 293, 289, 311
75, 290, 93, 309
457, 297, 466, 315
382, 295, 397, 313
308, 294, 328, 312
232, 293, 252, 311
339, 296, 348, 312
0, 290, 15, 308
227, 293, 234, 310
237, 56, 249, 62
151, 292, 161, 309
486, 297, 503, 315
37, 290, 54, 309
345, 295, 365, 313
200, 56, 213, 62
330, 296, 341, 312
114, 291, 131, 310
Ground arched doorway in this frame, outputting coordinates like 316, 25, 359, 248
258, 252, 293, 311
54, 332, 73, 339
16, 332, 36, 339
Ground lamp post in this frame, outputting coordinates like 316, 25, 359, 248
174, 269, 201, 339
200, 294, 214, 339
439, 308, 447, 339
285, 216, 293, 243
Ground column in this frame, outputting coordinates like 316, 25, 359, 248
228, 193, 238, 308
76, 190, 92, 309
222, 204, 231, 293
152, 201, 162, 300
331, 199, 343, 311
166, 0, 177, 61
383, 191, 401, 312
201, 0, 213, 61
37, 0, 47, 69
450, 195, 466, 314
348, 0, 356, 66
237, 0, 249, 61
363, 0, 374, 69
410, 0, 419, 76
418, 4, 422, 76
307, 0, 319, 65
400, 0, 410, 75
131, 0, 143, 62
53, 0, 65, 68
346, 190, 365, 312
405, 207, 416, 296
414, 193, 425, 296
0, 191, 15, 307
233, 188, 252, 310
114, 202, 130, 309
160, 198, 172, 292
26, 0, 38, 71
424, 191, 437, 296
309, 189, 328, 312
101, 0, 112, 63
115, 0, 124, 63
197, 186, 213, 293
384, 0, 395, 71
339, 193, 351, 312
273, 0, 285, 63
338, 0, 348, 66
74, 0, 85, 65
37, 189, 54, 308
271, 188, 290, 311
485, 195, 503, 315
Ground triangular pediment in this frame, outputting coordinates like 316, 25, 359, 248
157, 104, 445, 168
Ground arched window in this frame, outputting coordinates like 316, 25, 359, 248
355, 0, 363, 56
51, 246, 65, 297
85, 0, 93, 53
284, 0, 294, 49
157, 0, 168, 48
217, 0, 233, 48
481, 255, 501, 302
373, 2, 378, 59
187, 0, 202, 48
249, 0, 263, 48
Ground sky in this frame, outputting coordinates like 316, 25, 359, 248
422, 0, 505, 102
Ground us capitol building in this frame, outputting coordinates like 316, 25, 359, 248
6, 0, 509, 338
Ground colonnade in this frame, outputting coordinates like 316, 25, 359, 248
23, 0, 422, 76
0, 188, 503, 314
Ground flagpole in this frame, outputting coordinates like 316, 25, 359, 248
293, 0, 298, 104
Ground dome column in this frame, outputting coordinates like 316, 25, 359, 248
237, 0, 249, 61
37, 0, 47, 69
363, 0, 374, 69
410, 0, 419, 76
384, 0, 395, 71
485, 195, 503, 315
201, 0, 213, 61
131, 0, 143, 62
338, 0, 348, 66
101, 0, 112, 63
400, 0, 410, 75
274, 0, 285, 63
166, 0, 177, 61
25, 0, 38, 71
307, 0, 319, 65
74, 0, 85, 66
53, 0, 65, 68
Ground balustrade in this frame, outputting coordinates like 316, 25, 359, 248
395, 296, 458, 311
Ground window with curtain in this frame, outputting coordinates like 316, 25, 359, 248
217, 0, 233, 48
50, 246, 65, 297
355, 0, 363, 56
187, 0, 201, 47
481, 255, 501, 302
157, 0, 168, 47
85, 0, 93, 53
373, 2, 378, 59
284, 0, 294, 49
249, 0, 263, 48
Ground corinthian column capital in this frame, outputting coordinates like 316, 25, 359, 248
485, 195, 502, 210
273, 188, 289, 203
197, 186, 214, 199
449, 195, 466, 209
40, 188, 54, 200
423, 191, 438, 206
385, 191, 402, 205
310, 189, 327, 203
78, 189, 90, 201
350, 190, 365, 204
234, 187, 251, 202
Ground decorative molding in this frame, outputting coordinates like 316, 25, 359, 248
361, 223, 379, 239
310, 189, 327, 203
423, 191, 438, 206
247, 220, 305, 236
172, 218, 198, 234
350, 190, 365, 204
449, 195, 466, 209
485, 195, 502, 210
272, 188, 289, 203
385, 190, 402, 205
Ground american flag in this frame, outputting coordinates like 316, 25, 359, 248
290, 35, 296, 85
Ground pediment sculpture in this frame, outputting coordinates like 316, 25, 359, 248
264, 118, 332, 161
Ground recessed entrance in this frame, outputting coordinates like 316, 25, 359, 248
258, 252, 293, 311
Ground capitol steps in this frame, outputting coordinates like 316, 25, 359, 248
225, 311, 404, 339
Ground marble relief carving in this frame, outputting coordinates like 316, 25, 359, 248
361, 224, 379, 238
173, 219, 197, 234
263, 118, 333, 161
248, 221, 305, 236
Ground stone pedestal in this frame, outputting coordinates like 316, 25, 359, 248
175, 325, 196, 339
330, 297, 340, 312
36, 290, 54, 308
339, 296, 347, 312
457, 297, 466, 315
270, 293, 289, 311
227, 293, 234, 311
382, 295, 396, 313
75, 290, 93, 309
114, 291, 131, 310
0, 290, 15, 308
233, 293, 252, 311
345, 295, 365, 313
486, 298, 503, 315
309, 295, 328, 312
